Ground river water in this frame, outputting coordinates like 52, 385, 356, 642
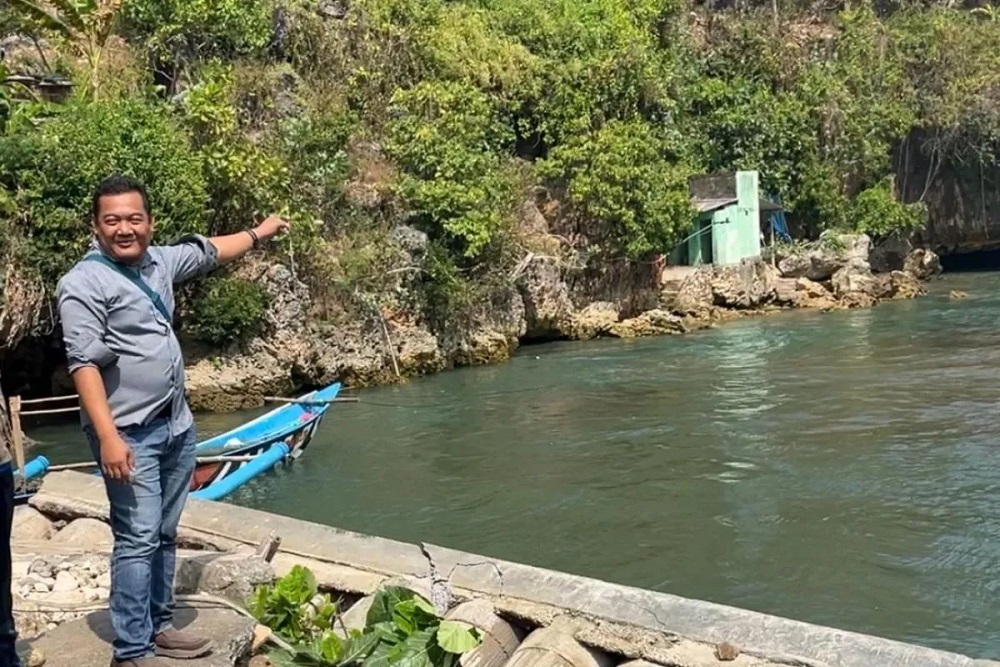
25, 271, 1000, 659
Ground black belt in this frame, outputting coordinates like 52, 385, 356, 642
152, 403, 173, 423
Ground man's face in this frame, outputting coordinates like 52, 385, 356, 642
92, 191, 155, 265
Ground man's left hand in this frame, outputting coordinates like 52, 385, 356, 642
254, 215, 290, 242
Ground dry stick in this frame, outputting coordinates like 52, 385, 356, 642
18, 394, 79, 405
9, 397, 25, 493
263, 396, 359, 405
376, 308, 401, 378
19, 406, 80, 417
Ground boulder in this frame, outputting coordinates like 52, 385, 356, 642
49, 519, 113, 550
831, 259, 878, 308
608, 310, 687, 338
903, 248, 942, 280
773, 277, 837, 310
446, 600, 527, 667
667, 267, 714, 315
517, 259, 575, 339
565, 302, 619, 340
870, 233, 914, 273
174, 553, 275, 604
711, 261, 778, 309
777, 233, 871, 281
12, 507, 55, 542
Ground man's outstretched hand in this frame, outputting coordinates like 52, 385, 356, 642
254, 215, 291, 242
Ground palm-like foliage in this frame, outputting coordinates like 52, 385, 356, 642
8, 0, 124, 99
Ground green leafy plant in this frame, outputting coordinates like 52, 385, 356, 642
9, 0, 124, 99
184, 274, 270, 348
250, 568, 482, 667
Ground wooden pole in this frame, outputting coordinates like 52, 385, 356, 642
9, 397, 25, 492
18, 406, 80, 417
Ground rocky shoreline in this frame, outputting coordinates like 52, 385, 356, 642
179, 230, 941, 413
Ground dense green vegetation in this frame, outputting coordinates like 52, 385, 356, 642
249, 564, 482, 666
1, 0, 998, 347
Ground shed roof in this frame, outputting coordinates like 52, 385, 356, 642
693, 197, 785, 214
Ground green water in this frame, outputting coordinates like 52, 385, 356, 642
26, 272, 1000, 659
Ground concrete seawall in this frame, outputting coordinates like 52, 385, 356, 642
26, 471, 999, 667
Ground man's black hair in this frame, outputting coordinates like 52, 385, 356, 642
91, 173, 152, 221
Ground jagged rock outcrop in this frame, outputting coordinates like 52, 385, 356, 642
180, 227, 942, 411
775, 232, 871, 281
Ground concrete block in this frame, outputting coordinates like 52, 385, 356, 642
503, 622, 615, 667
446, 599, 526, 667
175, 552, 275, 605
25, 605, 254, 666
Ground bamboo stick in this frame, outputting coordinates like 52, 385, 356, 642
263, 396, 359, 405
19, 405, 80, 416
9, 397, 25, 492
18, 394, 79, 405
46, 453, 261, 473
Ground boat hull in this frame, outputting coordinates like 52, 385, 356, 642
14, 382, 341, 504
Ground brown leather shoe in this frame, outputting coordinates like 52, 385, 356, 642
153, 627, 214, 659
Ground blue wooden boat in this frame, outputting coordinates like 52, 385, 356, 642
16, 382, 342, 503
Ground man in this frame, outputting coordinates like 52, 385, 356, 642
55, 174, 289, 666
0, 423, 18, 667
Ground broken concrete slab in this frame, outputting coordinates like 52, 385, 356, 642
174, 552, 275, 605
504, 620, 615, 667
419, 542, 1000, 667
32, 471, 429, 576
31, 472, 1000, 667
26, 604, 255, 667
446, 599, 526, 667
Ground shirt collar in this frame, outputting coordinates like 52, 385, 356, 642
87, 236, 156, 268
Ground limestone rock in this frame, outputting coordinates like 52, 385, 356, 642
608, 310, 687, 338
711, 261, 777, 309
13, 507, 55, 542
49, 519, 113, 550
831, 259, 878, 308
777, 233, 871, 281
870, 233, 914, 273
668, 267, 714, 315
903, 248, 942, 280
51, 571, 78, 593
566, 302, 619, 340
504, 623, 614, 667
517, 259, 575, 339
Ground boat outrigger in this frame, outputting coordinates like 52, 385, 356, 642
12, 382, 343, 504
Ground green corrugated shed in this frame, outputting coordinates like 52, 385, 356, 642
673, 170, 773, 267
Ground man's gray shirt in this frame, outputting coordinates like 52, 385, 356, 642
55, 235, 219, 438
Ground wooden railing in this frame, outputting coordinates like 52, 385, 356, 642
9, 394, 81, 490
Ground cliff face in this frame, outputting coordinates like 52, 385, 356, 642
897, 130, 1000, 255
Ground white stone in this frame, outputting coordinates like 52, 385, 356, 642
94, 587, 109, 600
32, 582, 50, 594
12, 506, 55, 541
49, 518, 113, 549
12, 561, 30, 580
52, 571, 78, 592
96, 573, 110, 589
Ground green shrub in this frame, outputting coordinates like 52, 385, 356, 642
385, 80, 519, 258
184, 275, 270, 347
539, 119, 695, 258
0, 97, 208, 286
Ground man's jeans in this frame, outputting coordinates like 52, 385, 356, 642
85, 420, 196, 660
0, 463, 21, 667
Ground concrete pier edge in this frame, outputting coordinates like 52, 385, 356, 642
28, 471, 999, 667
